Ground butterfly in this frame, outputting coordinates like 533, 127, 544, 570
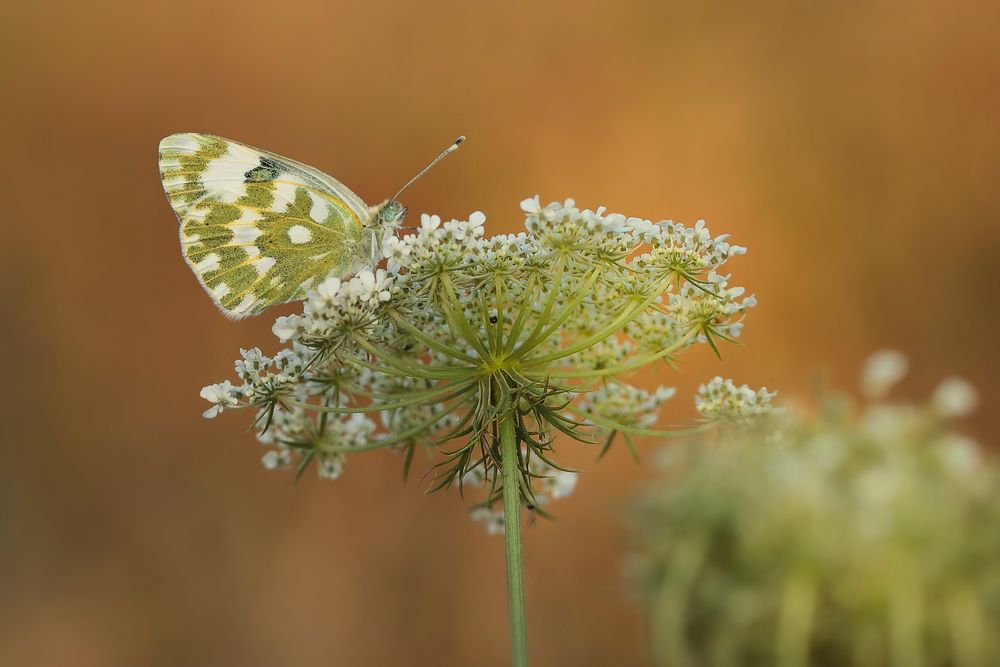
158, 133, 463, 319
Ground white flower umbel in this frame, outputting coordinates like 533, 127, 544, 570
199, 380, 242, 418
861, 349, 909, 398
932, 377, 978, 417
198, 197, 760, 667
695, 376, 776, 423
201, 197, 758, 505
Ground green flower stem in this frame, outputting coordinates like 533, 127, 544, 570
351, 337, 479, 380
438, 274, 494, 359
503, 274, 539, 356
521, 300, 643, 365
491, 275, 506, 352
338, 351, 453, 380
512, 266, 603, 358
539, 327, 699, 379
387, 310, 479, 363
509, 258, 567, 356
290, 379, 475, 413
500, 410, 529, 667
523, 275, 676, 366
564, 404, 711, 438
333, 380, 473, 402
329, 399, 472, 452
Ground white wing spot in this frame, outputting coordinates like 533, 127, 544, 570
272, 180, 298, 212
212, 283, 231, 299
231, 224, 263, 259
254, 256, 277, 276
237, 208, 264, 223
184, 205, 209, 222
309, 194, 328, 223
231, 224, 262, 244
232, 293, 258, 315
159, 135, 200, 153
226, 142, 263, 164
195, 253, 220, 272
201, 151, 248, 204
288, 225, 312, 244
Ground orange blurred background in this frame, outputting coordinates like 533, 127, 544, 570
3, 1, 999, 665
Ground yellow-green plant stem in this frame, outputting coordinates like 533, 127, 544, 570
500, 411, 528, 667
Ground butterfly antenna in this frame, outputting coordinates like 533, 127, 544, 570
390, 135, 465, 203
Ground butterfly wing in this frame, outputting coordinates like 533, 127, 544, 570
158, 133, 375, 319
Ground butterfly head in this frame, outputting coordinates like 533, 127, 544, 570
379, 200, 407, 228
365, 200, 407, 262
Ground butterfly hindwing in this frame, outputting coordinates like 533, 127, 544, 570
158, 133, 374, 318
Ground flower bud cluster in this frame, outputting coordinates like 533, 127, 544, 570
694, 376, 777, 422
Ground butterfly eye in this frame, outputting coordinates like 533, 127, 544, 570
381, 202, 407, 225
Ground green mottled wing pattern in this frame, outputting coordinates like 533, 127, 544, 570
158, 133, 374, 318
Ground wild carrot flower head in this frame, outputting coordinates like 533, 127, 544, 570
200, 197, 758, 523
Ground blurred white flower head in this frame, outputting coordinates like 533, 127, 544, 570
860, 349, 909, 398
932, 377, 978, 417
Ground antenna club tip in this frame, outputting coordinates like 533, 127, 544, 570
455, 135, 466, 145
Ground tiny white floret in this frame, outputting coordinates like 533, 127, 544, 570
933, 378, 978, 417
861, 350, 909, 399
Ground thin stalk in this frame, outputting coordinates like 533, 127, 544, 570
488, 275, 505, 353
511, 266, 603, 359
500, 410, 528, 667
288, 380, 474, 414
352, 336, 479, 380
349, 399, 471, 451
509, 257, 567, 357
388, 310, 478, 363
503, 274, 539, 356
564, 404, 710, 438
336, 351, 453, 380
521, 299, 643, 366
536, 327, 698, 379
438, 274, 493, 360
521, 275, 674, 366
333, 379, 472, 402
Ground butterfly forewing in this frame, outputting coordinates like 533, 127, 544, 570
158, 133, 373, 318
